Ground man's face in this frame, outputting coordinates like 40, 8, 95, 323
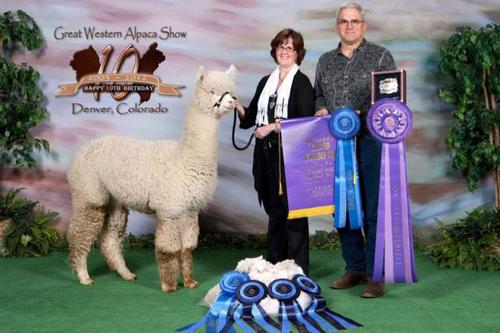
336, 8, 367, 46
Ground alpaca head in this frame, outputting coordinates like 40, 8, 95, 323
195, 65, 237, 118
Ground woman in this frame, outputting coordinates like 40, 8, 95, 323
235, 28, 315, 274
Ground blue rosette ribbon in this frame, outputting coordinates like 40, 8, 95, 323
219, 280, 280, 333
292, 274, 362, 331
329, 108, 364, 229
268, 279, 322, 333
176, 270, 249, 333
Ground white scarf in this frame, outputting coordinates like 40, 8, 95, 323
256, 64, 299, 125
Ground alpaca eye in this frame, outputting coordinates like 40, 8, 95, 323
210, 90, 215, 94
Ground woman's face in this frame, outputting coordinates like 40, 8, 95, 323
276, 37, 297, 68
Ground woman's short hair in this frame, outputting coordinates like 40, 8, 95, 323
270, 28, 306, 66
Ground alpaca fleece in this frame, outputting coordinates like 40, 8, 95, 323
67, 65, 237, 292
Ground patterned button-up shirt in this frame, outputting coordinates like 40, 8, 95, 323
314, 39, 396, 131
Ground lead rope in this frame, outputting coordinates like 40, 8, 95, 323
232, 108, 254, 151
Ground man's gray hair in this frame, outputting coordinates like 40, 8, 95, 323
336, 2, 366, 22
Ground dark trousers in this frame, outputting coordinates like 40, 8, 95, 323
260, 138, 310, 275
337, 134, 382, 275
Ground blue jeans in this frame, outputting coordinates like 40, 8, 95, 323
337, 134, 382, 275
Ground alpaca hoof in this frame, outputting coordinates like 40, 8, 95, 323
184, 279, 199, 289
80, 277, 94, 286
161, 282, 177, 293
120, 271, 137, 281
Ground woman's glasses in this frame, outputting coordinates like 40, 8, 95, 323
278, 45, 295, 54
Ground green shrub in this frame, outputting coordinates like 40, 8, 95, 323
123, 230, 340, 251
425, 206, 500, 271
0, 188, 64, 257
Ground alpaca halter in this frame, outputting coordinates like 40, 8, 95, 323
213, 91, 234, 108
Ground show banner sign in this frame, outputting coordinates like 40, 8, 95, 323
53, 26, 187, 43
281, 116, 336, 219
54, 26, 186, 116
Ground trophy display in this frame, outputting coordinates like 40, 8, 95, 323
371, 69, 407, 104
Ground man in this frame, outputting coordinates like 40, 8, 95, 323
314, 2, 396, 298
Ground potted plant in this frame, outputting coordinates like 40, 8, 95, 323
426, 23, 499, 270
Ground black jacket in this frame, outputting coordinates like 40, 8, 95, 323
240, 70, 315, 202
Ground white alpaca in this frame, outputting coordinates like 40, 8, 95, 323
66, 65, 236, 292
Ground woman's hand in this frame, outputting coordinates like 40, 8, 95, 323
235, 100, 245, 118
314, 108, 329, 116
254, 124, 275, 139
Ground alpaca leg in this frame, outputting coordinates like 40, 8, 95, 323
180, 210, 199, 289
99, 201, 136, 281
155, 216, 182, 292
68, 204, 106, 285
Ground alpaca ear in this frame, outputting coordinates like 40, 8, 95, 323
226, 64, 237, 80
196, 66, 206, 82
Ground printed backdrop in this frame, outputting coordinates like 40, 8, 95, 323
1, 0, 498, 239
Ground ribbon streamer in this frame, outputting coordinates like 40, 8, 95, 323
329, 108, 363, 229
220, 280, 280, 333
292, 274, 362, 332
268, 279, 322, 333
368, 98, 417, 284
176, 271, 249, 333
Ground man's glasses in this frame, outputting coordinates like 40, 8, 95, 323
337, 19, 364, 26
278, 45, 295, 54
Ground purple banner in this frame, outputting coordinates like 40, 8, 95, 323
280, 116, 336, 219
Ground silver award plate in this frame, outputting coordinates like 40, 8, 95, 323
371, 69, 406, 104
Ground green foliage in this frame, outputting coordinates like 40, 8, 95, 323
123, 230, 340, 251
0, 10, 48, 168
438, 24, 500, 191
123, 233, 155, 249
197, 233, 267, 250
425, 206, 500, 271
309, 230, 340, 250
0, 188, 64, 257
0, 10, 43, 54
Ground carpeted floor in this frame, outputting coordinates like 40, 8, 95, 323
0, 249, 499, 333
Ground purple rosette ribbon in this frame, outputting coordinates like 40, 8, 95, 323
368, 98, 417, 284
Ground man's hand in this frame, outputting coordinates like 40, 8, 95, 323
314, 108, 329, 116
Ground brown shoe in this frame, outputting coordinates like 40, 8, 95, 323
330, 271, 367, 289
361, 278, 384, 298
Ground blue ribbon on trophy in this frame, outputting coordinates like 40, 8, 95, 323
329, 107, 364, 229
292, 274, 362, 331
219, 280, 280, 333
176, 270, 249, 333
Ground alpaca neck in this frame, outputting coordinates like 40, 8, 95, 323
178, 96, 220, 157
